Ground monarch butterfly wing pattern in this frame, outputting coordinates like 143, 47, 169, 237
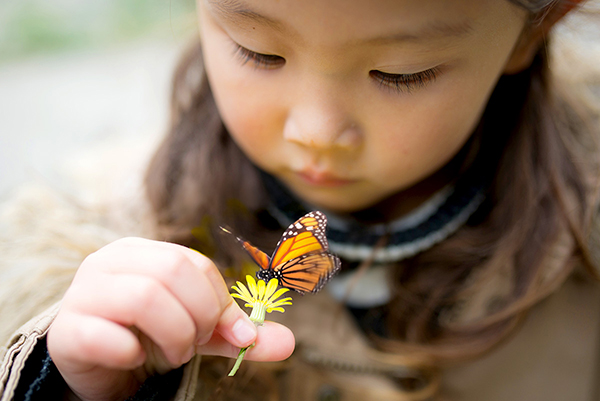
277, 252, 341, 294
239, 239, 271, 270
270, 211, 330, 268
220, 226, 271, 270
224, 212, 341, 293
269, 211, 341, 294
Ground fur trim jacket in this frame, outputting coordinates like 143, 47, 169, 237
2, 7, 600, 399
1, 153, 600, 401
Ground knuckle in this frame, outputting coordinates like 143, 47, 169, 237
187, 251, 213, 274
66, 323, 99, 357
203, 305, 221, 327
112, 236, 145, 247
199, 301, 222, 333
130, 277, 162, 309
80, 237, 142, 268
178, 322, 197, 346
160, 250, 189, 278
62, 283, 86, 306
197, 258, 217, 277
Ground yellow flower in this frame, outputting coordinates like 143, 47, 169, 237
231, 275, 292, 324
228, 275, 292, 376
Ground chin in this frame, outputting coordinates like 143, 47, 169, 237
279, 176, 386, 213
299, 193, 380, 214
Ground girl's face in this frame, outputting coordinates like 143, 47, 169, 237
198, 0, 528, 213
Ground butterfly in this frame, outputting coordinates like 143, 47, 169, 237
222, 211, 341, 294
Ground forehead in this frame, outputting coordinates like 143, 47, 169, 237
204, 0, 523, 48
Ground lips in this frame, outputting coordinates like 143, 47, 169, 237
296, 169, 356, 187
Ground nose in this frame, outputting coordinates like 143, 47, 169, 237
282, 85, 362, 152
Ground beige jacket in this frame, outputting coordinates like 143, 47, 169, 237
0, 181, 599, 401
2, 6, 600, 398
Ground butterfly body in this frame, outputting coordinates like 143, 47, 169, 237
224, 211, 341, 294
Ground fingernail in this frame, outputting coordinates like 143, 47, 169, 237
232, 318, 256, 345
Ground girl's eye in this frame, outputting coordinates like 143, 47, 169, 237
234, 44, 285, 69
369, 68, 439, 93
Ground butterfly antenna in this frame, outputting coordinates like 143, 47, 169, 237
219, 226, 233, 235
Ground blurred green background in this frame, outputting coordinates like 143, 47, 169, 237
0, 0, 198, 197
0, 0, 196, 62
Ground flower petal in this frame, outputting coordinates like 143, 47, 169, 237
266, 307, 286, 313
270, 288, 290, 302
257, 279, 266, 300
246, 275, 258, 298
265, 278, 279, 299
231, 283, 243, 295
270, 299, 293, 308
231, 293, 253, 304
233, 282, 252, 301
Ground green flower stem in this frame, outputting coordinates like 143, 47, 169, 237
228, 314, 264, 377
228, 342, 254, 377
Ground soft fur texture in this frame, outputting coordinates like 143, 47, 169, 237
1, 4, 600, 400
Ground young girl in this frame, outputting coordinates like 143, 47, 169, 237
2, 0, 600, 400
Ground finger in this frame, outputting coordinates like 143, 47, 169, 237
65, 273, 197, 366
81, 238, 234, 342
92, 237, 233, 308
196, 321, 295, 362
210, 299, 258, 348
48, 310, 145, 370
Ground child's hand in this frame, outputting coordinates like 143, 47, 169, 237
47, 237, 294, 401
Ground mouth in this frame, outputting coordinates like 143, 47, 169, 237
296, 169, 356, 188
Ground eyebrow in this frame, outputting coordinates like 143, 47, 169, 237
207, 0, 285, 32
206, 0, 473, 44
360, 21, 474, 45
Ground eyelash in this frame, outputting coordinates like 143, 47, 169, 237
369, 68, 439, 93
234, 44, 285, 69
233, 44, 439, 92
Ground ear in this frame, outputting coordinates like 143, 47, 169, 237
503, 0, 585, 74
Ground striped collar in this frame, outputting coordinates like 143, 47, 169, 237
260, 165, 488, 264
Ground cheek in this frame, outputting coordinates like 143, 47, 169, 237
222, 96, 279, 169
201, 36, 282, 163
371, 80, 491, 184
215, 85, 269, 146
221, 90, 285, 168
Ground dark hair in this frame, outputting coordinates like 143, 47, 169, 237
145, 0, 598, 397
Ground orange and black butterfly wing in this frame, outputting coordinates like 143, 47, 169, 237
220, 227, 271, 270
276, 252, 341, 294
239, 239, 271, 270
268, 211, 341, 293
270, 211, 330, 267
